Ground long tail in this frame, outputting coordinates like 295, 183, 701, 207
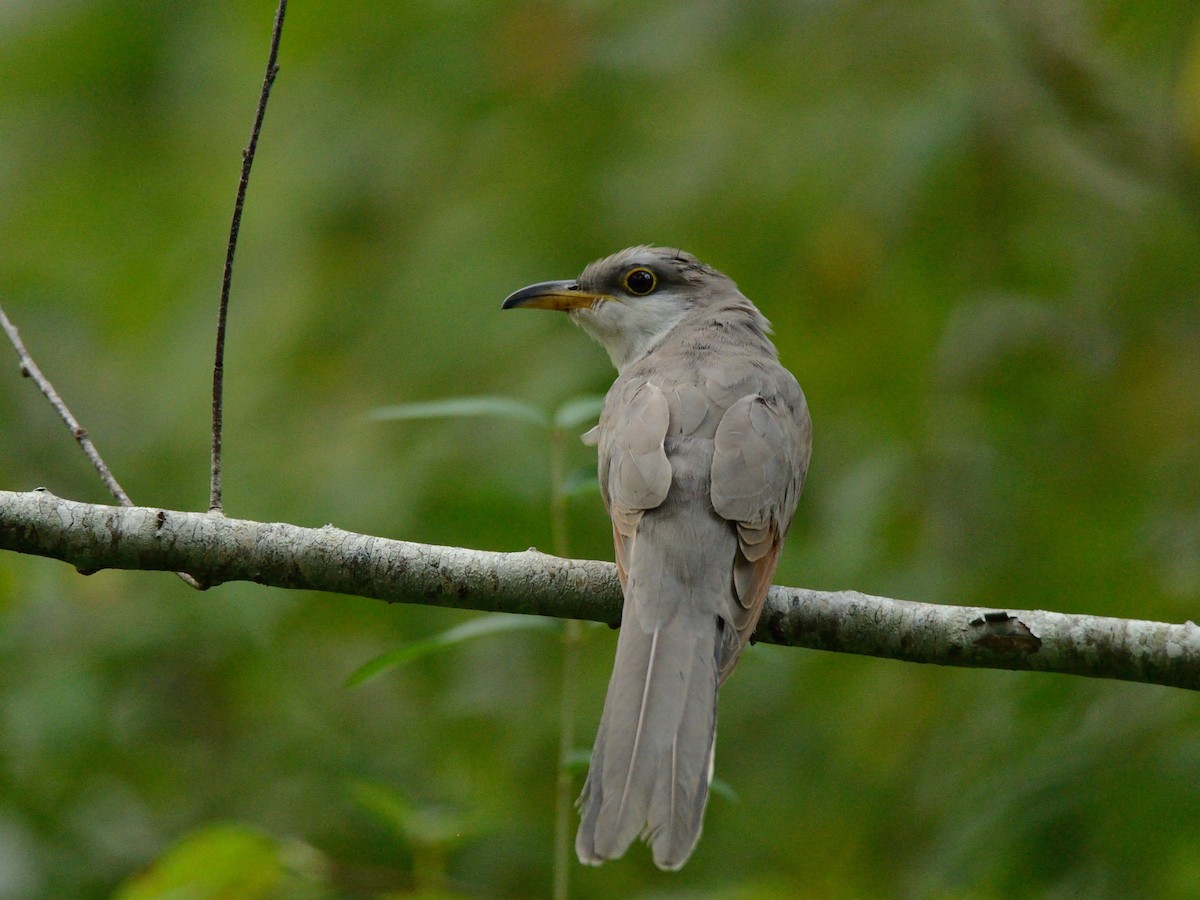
575, 596, 721, 870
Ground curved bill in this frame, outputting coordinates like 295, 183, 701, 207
501, 279, 611, 311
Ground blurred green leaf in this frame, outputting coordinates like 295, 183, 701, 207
349, 779, 413, 841
346, 613, 558, 686
552, 394, 605, 430
560, 467, 601, 497
562, 748, 592, 775
369, 396, 549, 428
709, 777, 740, 804
349, 780, 476, 846
114, 824, 320, 900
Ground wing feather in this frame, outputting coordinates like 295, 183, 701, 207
599, 380, 672, 591
710, 384, 811, 680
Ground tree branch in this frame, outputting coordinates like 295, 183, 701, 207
1, 488, 1196, 691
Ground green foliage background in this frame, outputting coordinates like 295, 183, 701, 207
2, 1, 1200, 896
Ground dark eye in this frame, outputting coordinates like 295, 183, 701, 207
623, 267, 657, 296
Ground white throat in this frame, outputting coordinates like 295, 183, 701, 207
570, 300, 689, 373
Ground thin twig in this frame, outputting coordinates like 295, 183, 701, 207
0, 304, 133, 505
210, 0, 288, 514
0, 306, 202, 590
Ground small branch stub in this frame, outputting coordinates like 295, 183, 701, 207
969, 611, 1042, 653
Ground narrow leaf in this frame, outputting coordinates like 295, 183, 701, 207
346, 614, 558, 686
369, 396, 549, 428
709, 777, 740, 803
563, 748, 593, 775
552, 394, 605, 430
349, 780, 476, 845
348, 779, 412, 840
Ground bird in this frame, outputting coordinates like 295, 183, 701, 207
502, 246, 812, 870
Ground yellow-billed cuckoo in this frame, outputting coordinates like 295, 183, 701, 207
503, 247, 812, 870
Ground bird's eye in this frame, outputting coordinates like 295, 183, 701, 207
623, 267, 657, 296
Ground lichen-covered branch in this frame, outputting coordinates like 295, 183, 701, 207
1, 489, 1197, 691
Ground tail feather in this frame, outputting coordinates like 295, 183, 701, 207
645, 628, 718, 869
575, 600, 720, 868
576, 496, 734, 870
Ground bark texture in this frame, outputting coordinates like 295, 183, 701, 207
2, 489, 1196, 691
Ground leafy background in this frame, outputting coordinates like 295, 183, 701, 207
2, 0, 1200, 897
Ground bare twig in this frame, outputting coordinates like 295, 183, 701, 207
0, 308, 202, 590
210, 0, 288, 515
3, 490, 1198, 693
0, 304, 134, 506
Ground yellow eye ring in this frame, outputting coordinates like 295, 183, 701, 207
623, 267, 657, 296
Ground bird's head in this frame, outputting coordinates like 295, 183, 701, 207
502, 246, 746, 371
